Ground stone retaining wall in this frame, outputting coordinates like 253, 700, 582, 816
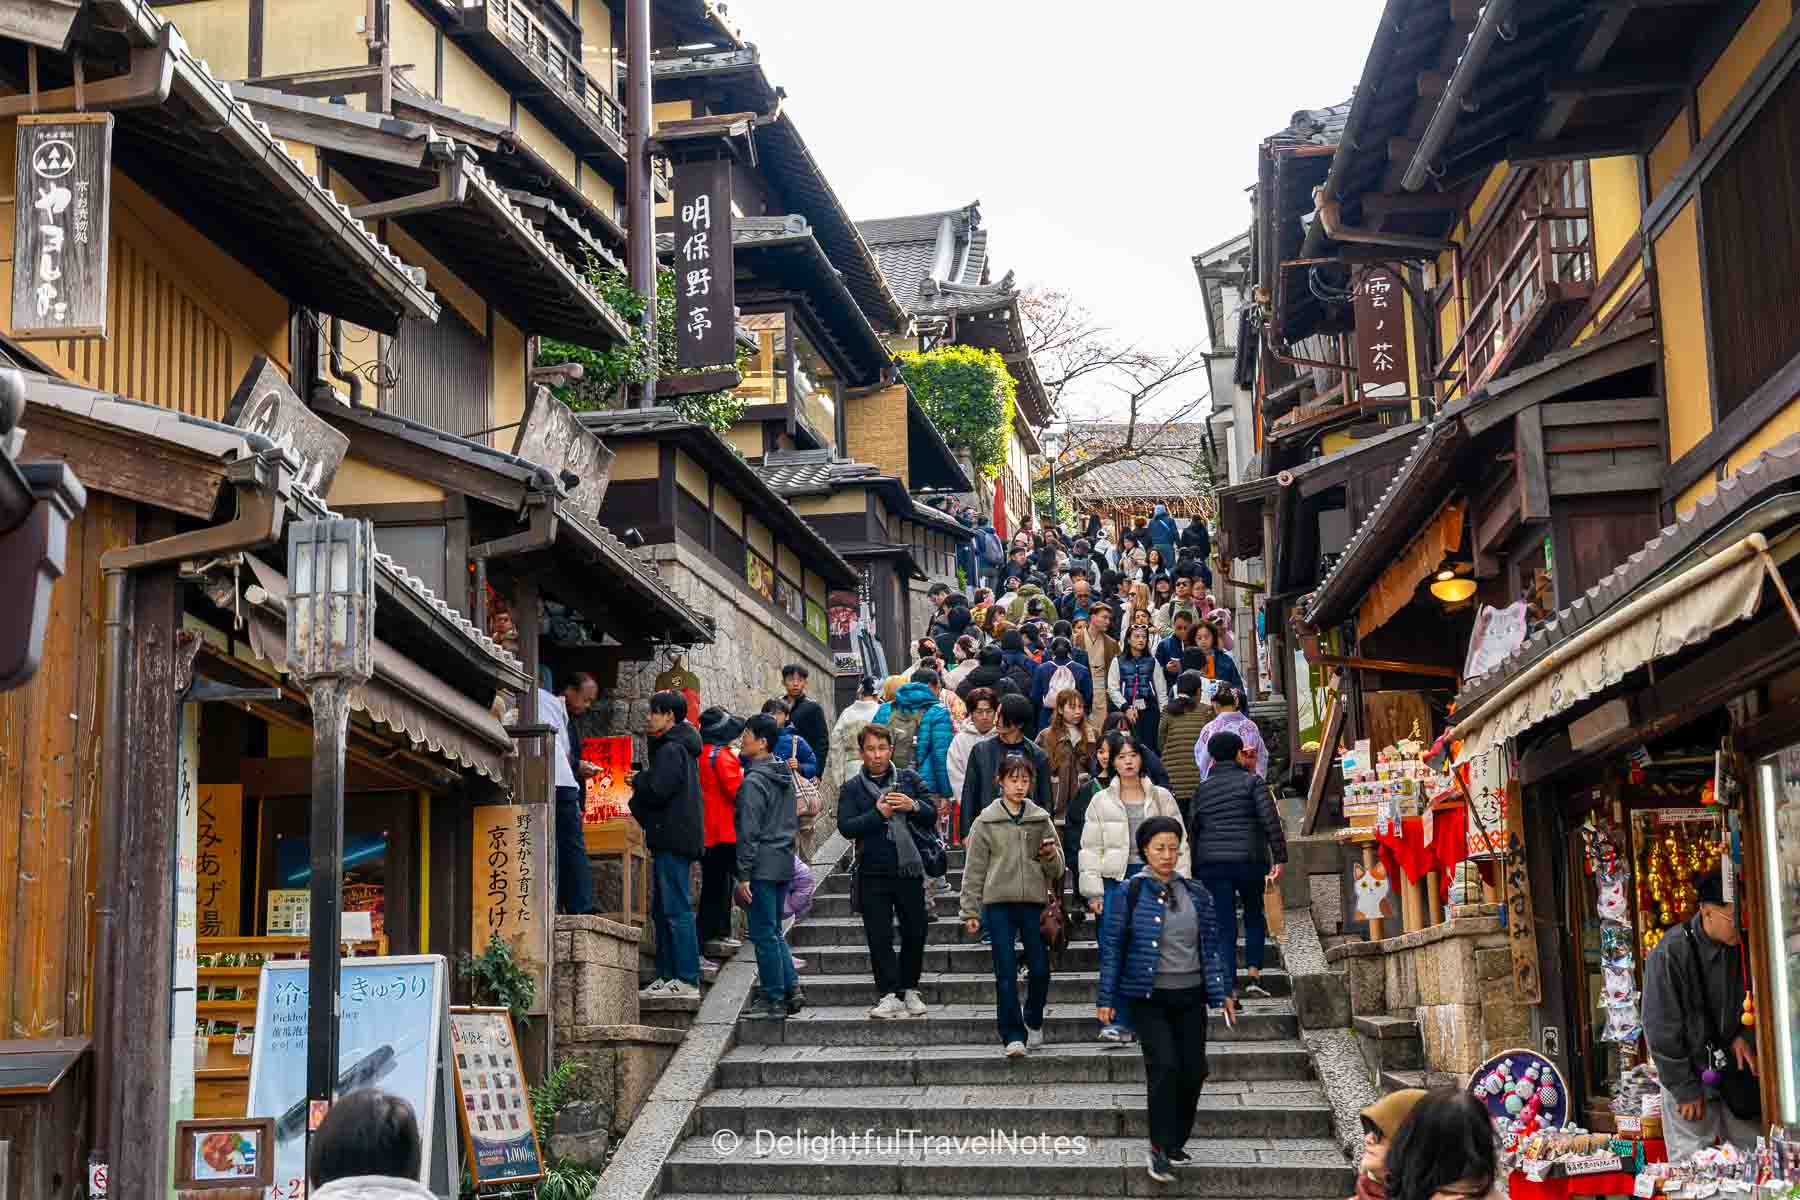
553, 915, 684, 1138
1326, 904, 1522, 1075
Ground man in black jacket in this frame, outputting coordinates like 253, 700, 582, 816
958, 694, 1052, 840
1186, 730, 1287, 999
781, 664, 830, 777
837, 722, 936, 1019
630, 690, 705, 998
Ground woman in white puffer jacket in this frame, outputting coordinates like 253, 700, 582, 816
1077, 731, 1190, 1044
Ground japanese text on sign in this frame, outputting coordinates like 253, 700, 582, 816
672, 159, 736, 370
10, 113, 112, 339
1353, 267, 1411, 391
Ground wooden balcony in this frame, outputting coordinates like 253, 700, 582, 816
448, 0, 627, 168
1436, 165, 1596, 405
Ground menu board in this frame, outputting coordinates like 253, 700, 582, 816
266, 889, 309, 935
448, 1007, 544, 1186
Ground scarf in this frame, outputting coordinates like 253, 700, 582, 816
866, 768, 923, 878
1354, 1169, 1387, 1200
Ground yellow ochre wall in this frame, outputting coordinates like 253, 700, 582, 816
1654, 0, 1799, 515
491, 313, 528, 451
391, 1, 440, 97
327, 457, 448, 506
164, 0, 249, 79
262, 0, 367, 81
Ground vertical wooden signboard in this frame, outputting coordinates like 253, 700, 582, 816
1500, 777, 1543, 1003
511, 386, 615, 519
672, 159, 736, 370
471, 805, 550, 1011
11, 113, 111, 340
1353, 267, 1410, 393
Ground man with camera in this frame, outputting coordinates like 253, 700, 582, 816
837, 723, 937, 1019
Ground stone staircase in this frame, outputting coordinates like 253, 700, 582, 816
654, 846, 1355, 1198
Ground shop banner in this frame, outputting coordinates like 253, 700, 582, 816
196, 784, 243, 938
471, 805, 550, 1011
448, 1007, 543, 1186
582, 735, 634, 823
672, 158, 737, 370
247, 955, 457, 1198
11, 112, 112, 340
1461, 740, 1509, 859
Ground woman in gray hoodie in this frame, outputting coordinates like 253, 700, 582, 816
960, 754, 1065, 1057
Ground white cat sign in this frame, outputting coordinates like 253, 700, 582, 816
1352, 861, 1394, 921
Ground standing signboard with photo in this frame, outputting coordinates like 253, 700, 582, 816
447, 1007, 544, 1186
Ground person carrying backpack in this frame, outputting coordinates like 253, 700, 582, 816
1187, 729, 1287, 1000
1031, 636, 1093, 735
872, 669, 955, 894
697, 707, 746, 952
999, 629, 1038, 697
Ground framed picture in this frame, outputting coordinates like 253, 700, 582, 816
174, 1117, 275, 1189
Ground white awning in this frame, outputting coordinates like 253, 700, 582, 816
1452, 533, 1792, 764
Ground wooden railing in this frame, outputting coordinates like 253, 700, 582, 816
1435, 163, 1595, 402
482, 0, 624, 145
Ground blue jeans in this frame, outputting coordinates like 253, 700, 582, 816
555, 786, 594, 915
1099, 863, 1147, 1034
1197, 862, 1269, 973
651, 850, 701, 985
748, 879, 798, 1004
986, 902, 1050, 1045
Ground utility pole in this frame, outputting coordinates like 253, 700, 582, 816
625, 0, 657, 408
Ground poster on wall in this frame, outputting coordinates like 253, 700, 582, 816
773, 575, 804, 623
581, 736, 634, 823
804, 597, 829, 645
745, 550, 775, 602
827, 564, 886, 679
448, 1007, 544, 1187
247, 956, 456, 1199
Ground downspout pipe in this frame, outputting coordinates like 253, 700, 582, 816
329, 316, 364, 409
1402, 0, 1518, 192
91, 451, 290, 1166
1314, 191, 1454, 255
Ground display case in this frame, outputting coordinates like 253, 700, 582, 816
1756, 743, 1800, 1123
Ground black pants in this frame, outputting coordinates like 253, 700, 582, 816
1135, 986, 1209, 1154
857, 872, 927, 999
698, 841, 738, 944
555, 786, 594, 915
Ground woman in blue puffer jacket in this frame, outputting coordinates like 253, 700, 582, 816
1096, 814, 1239, 1185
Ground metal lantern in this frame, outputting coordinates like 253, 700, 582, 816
286, 516, 375, 686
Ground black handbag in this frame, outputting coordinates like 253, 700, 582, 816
912, 820, 948, 878
1681, 925, 1762, 1122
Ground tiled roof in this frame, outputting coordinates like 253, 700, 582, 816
858, 202, 1015, 318
757, 449, 970, 540
1060, 422, 1215, 504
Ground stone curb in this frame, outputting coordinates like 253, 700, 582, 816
587, 830, 854, 1200
1275, 866, 1367, 1159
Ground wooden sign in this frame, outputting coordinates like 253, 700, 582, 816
11, 113, 112, 340
447, 1007, 544, 1187
223, 355, 349, 495
511, 385, 614, 519
672, 158, 736, 370
1302, 681, 1345, 836
1500, 778, 1542, 1003
1353, 267, 1409, 392
195, 785, 243, 938
173, 1116, 275, 1193
470, 805, 549, 1008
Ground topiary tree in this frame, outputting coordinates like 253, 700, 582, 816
896, 345, 1015, 480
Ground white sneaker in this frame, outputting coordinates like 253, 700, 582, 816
721, 937, 744, 950
641, 978, 671, 996
868, 994, 907, 1019
1027, 1025, 1044, 1049
903, 989, 929, 1016
1004, 1041, 1027, 1058
665, 980, 702, 999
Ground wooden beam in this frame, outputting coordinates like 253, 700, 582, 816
1505, 134, 1649, 163
20, 409, 227, 519
1312, 654, 1462, 681
1549, 458, 1663, 496
1546, 66, 1690, 99
656, 368, 742, 398
1539, 397, 1662, 427
1463, 323, 1659, 437
1516, 407, 1550, 520
1387, 137, 1421, 164
1417, 69, 1450, 98
239, 102, 433, 168
1360, 191, 1464, 219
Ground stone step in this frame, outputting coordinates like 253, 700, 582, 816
732, 1002, 1299, 1047
791, 939, 1284, 976
792, 968, 1292, 1007
818, 869, 964, 896
715, 1039, 1317, 1089
638, 992, 703, 1033
787, 916, 1286, 961
661, 1134, 1353, 1196
1353, 1014, 1423, 1073
693, 1081, 1335, 1141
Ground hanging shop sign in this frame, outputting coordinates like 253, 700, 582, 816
247, 956, 458, 1198
512, 386, 615, 520
672, 158, 737, 370
224, 356, 350, 495
1464, 601, 1529, 682
1460, 740, 1509, 859
1353, 267, 1410, 393
448, 1007, 544, 1187
196, 784, 243, 938
11, 112, 111, 341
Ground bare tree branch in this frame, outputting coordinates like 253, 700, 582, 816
1019, 286, 1163, 417
1045, 346, 1212, 489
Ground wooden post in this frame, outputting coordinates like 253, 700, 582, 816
1501, 779, 1543, 1002
1401, 874, 1426, 934
1425, 869, 1444, 924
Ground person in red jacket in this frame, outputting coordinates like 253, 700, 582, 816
697, 707, 746, 951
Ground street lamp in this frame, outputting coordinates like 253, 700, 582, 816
286, 517, 376, 1137
1043, 430, 1060, 530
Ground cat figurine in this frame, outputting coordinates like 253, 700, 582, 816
1352, 861, 1395, 920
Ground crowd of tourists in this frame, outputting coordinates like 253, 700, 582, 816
544, 508, 1305, 1185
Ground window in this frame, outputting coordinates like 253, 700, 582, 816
738, 309, 841, 451
387, 304, 491, 437
1702, 65, 1800, 421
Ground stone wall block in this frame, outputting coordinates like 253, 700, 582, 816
1418, 1002, 1483, 1075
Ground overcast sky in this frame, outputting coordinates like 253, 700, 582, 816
721, 0, 1387, 416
